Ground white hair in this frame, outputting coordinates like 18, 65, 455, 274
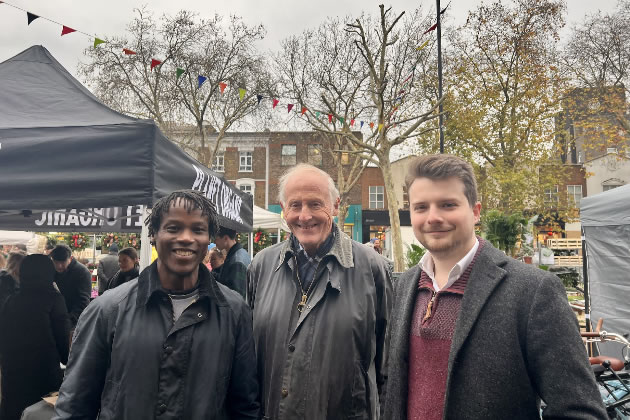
278, 163, 340, 206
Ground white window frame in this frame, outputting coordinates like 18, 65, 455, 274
308, 144, 323, 166
239, 151, 253, 172
369, 186, 384, 209
544, 185, 558, 206
281, 145, 297, 166
567, 185, 582, 207
236, 179, 255, 197
212, 152, 224, 172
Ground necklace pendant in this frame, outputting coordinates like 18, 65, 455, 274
297, 293, 308, 312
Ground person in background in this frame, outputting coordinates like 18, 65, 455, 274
97, 243, 119, 295
10, 244, 27, 253
214, 227, 250, 298
208, 247, 226, 278
50, 245, 92, 328
0, 253, 6, 270
384, 154, 606, 419
0, 251, 26, 313
105, 247, 139, 292
0, 254, 70, 420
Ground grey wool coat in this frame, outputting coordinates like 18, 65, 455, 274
384, 241, 607, 420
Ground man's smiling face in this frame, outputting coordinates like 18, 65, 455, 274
281, 168, 338, 256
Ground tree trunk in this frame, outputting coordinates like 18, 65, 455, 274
337, 201, 349, 236
380, 156, 405, 272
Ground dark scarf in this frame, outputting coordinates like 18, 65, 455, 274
290, 224, 336, 291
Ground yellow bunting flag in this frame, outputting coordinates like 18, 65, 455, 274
239, 88, 246, 101
416, 39, 429, 51
378, 123, 384, 131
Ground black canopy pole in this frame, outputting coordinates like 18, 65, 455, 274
436, 0, 445, 153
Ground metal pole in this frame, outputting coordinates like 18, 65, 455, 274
436, 0, 445, 153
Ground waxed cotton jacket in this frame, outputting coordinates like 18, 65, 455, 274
53, 262, 260, 420
247, 225, 393, 420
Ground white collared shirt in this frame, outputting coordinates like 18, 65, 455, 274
419, 238, 479, 292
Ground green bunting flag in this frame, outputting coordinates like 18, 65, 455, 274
93, 38, 106, 48
176, 68, 185, 79
239, 88, 246, 101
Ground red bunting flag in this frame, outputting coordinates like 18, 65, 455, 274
423, 23, 437, 35
272, 98, 279, 108
369, 122, 375, 130
61, 26, 76, 36
301, 107, 307, 115
328, 114, 333, 123
219, 82, 227, 94
350, 119, 355, 126
150, 59, 161, 71
123, 48, 136, 55
287, 104, 294, 113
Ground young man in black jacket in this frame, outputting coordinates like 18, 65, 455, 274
54, 190, 260, 419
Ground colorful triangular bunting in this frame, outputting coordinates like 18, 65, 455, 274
416, 39, 430, 51
198, 75, 207, 88
338, 117, 344, 124
150, 59, 162, 71
93, 38, 106, 48
287, 104, 294, 113
27, 12, 39, 25
328, 114, 333, 123
272, 98, 279, 108
239, 88, 246, 101
350, 119, 355, 126
176, 68, 185, 79
219, 82, 227, 94
256, 94, 263, 105
423, 23, 437, 35
61, 26, 76, 36
369, 122, 375, 130
378, 123, 384, 131
301, 107, 307, 115
123, 48, 136, 55
360, 121, 365, 128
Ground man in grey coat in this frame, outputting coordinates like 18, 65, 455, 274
384, 154, 606, 419
97, 243, 119, 295
247, 163, 392, 419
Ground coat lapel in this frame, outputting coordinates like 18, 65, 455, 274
447, 244, 508, 373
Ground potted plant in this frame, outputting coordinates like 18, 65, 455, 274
518, 242, 535, 264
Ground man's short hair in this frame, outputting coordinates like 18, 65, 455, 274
216, 227, 237, 240
50, 244, 72, 261
118, 247, 138, 261
277, 163, 340, 206
146, 190, 219, 239
405, 154, 478, 207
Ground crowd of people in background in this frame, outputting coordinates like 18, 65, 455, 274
0, 156, 610, 419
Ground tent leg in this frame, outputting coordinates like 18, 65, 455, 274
249, 232, 253, 258
140, 207, 152, 271
277, 228, 281, 244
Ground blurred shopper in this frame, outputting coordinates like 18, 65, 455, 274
50, 245, 91, 328
0, 254, 70, 420
105, 247, 139, 292
208, 247, 226, 278
97, 243, 119, 295
0, 252, 26, 313
215, 227, 250, 298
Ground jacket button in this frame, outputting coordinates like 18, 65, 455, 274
157, 403, 167, 414
164, 346, 173, 355
288, 344, 295, 352
281, 388, 289, 398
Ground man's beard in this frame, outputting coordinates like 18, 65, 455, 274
421, 235, 462, 256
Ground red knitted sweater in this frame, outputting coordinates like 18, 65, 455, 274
407, 240, 484, 420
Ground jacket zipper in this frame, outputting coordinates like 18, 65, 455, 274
422, 290, 437, 322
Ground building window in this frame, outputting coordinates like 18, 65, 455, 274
282, 145, 297, 166
341, 152, 349, 165
402, 184, 409, 209
308, 144, 323, 166
212, 152, 224, 172
343, 224, 353, 238
578, 151, 582, 163
369, 186, 385, 209
567, 185, 582, 207
239, 151, 252, 172
603, 184, 621, 192
607, 147, 618, 154
544, 185, 558, 206
236, 179, 255, 197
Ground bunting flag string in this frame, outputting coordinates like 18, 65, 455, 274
0, 0, 408, 134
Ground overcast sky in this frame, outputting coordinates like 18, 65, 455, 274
0, 0, 620, 80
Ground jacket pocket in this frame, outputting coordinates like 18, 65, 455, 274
348, 360, 371, 419
98, 379, 120, 419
